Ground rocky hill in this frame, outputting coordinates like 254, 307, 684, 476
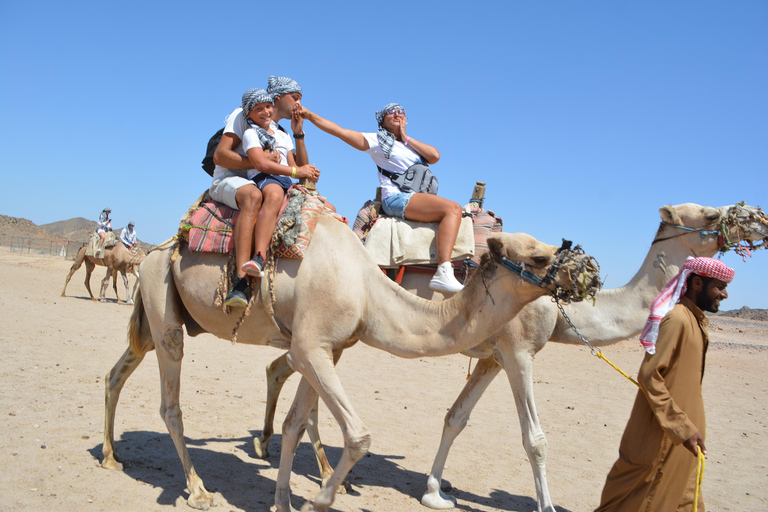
716, 306, 768, 322
40, 217, 96, 241
0, 215, 66, 244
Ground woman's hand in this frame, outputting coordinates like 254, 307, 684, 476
297, 164, 320, 183
397, 113, 408, 141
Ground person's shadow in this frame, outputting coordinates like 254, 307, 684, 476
91, 430, 575, 512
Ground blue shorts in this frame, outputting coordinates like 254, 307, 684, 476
252, 172, 292, 192
382, 192, 415, 218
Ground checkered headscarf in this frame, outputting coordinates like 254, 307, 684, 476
266, 76, 302, 98
639, 256, 735, 354
241, 88, 275, 150
375, 103, 405, 159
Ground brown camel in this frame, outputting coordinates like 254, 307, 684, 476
61, 242, 146, 304
255, 202, 768, 512
101, 214, 601, 512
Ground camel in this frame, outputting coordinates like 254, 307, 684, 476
61, 242, 146, 305
101, 213, 601, 512
255, 202, 768, 512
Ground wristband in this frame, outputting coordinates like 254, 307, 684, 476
405, 136, 410, 145
291, 166, 297, 178
293, 132, 305, 139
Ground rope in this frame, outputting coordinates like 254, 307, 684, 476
692, 449, 705, 512
554, 299, 705, 502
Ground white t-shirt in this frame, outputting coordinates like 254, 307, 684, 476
362, 132, 424, 200
242, 121, 295, 179
211, 107, 251, 182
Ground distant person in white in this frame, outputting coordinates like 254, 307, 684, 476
96, 207, 112, 256
120, 221, 138, 250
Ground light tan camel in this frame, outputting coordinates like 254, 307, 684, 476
255, 202, 768, 512
101, 214, 601, 511
61, 242, 146, 304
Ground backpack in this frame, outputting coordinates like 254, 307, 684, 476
201, 128, 224, 176
201, 124, 290, 177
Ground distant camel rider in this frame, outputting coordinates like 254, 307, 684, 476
96, 207, 112, 256
120, 221, 138, 250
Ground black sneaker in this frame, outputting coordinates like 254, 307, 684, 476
241, 253, 266, 278
223, 278, 250, 307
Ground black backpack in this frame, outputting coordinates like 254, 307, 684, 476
201, 127, 224, 176
201, 123, 289, 177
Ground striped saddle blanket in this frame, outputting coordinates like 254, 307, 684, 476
184, 186, 347, 258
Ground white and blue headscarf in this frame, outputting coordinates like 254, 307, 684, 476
375, 103, 405, 159
266, 76, 302, 98
241, 88, 276, 150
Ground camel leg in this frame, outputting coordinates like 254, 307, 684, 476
102, 345, 152, 469
256, 352, 295, 459
421, 356, 502, 509
84, 259, 97, 300
99, 267, 111, 303
261, 351, 350, 495
117, 268, 130, 304
277, 348, 370, 512
495, 342, 555, 512
275, 376, 319, 512
129, 267, 139, 304
155, 330, 214, 510
61, 253, 84, 297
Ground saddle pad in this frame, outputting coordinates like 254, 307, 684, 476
364, 215, 475, 268
273, 186, 348, 259
86, 231, 115, 257
187, 202, 239, 253
468, 208, 503, 263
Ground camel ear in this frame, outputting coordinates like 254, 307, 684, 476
659, 205, 681, 225
487, 237, 505, 260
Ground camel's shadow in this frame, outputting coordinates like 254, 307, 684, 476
91, 430, 572, 512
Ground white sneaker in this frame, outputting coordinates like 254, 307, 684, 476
429, 263, 464, 293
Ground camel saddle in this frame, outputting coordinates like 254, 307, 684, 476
357, 203, 502, 268
85, 231, 115, 257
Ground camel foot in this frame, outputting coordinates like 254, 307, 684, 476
421, 489, 457, 509
187, 492, 216, 510
60, 292, 66, 297
320, 476, 350, 495
254, 437, 270, 459
126, 299, 134, 306
101, 454, 123, 471
100, 298, 108, 303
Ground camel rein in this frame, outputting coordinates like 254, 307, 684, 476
554, 299, 705, 510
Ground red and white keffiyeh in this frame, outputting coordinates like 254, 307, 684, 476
639, 257, 735, 354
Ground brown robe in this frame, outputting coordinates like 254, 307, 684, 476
595, 296, 709, 512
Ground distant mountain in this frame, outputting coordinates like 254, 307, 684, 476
40, 217, 95, 240
0, 215, 66, 244
716, 306, 768, 322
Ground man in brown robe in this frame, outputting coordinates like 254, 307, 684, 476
595, 257, 735, 512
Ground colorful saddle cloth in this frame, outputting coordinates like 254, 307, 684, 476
272, 185, 348, 258
182, 186, 346, 258
187, 202, 239, 253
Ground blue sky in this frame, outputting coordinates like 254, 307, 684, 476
2, 1, 766, 308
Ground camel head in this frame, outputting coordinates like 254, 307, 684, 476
483, 233, 601, 304
658, 202, 768, 258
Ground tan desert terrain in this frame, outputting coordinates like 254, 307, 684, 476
1, 251, 766, 512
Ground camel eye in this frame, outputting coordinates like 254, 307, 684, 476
532, 256, 549, 266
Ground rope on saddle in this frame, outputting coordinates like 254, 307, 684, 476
554, 299, 704, 502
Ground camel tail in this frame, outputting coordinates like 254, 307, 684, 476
127, 287, 146, 356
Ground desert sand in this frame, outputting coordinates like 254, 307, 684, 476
1, 251, 766, 512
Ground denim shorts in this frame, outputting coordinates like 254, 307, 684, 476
252, 172, 292, 192
382, 192, 415, 218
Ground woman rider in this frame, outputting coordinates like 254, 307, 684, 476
298, 102, 464, 293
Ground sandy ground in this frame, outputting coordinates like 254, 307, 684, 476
1, 251, 766, 512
